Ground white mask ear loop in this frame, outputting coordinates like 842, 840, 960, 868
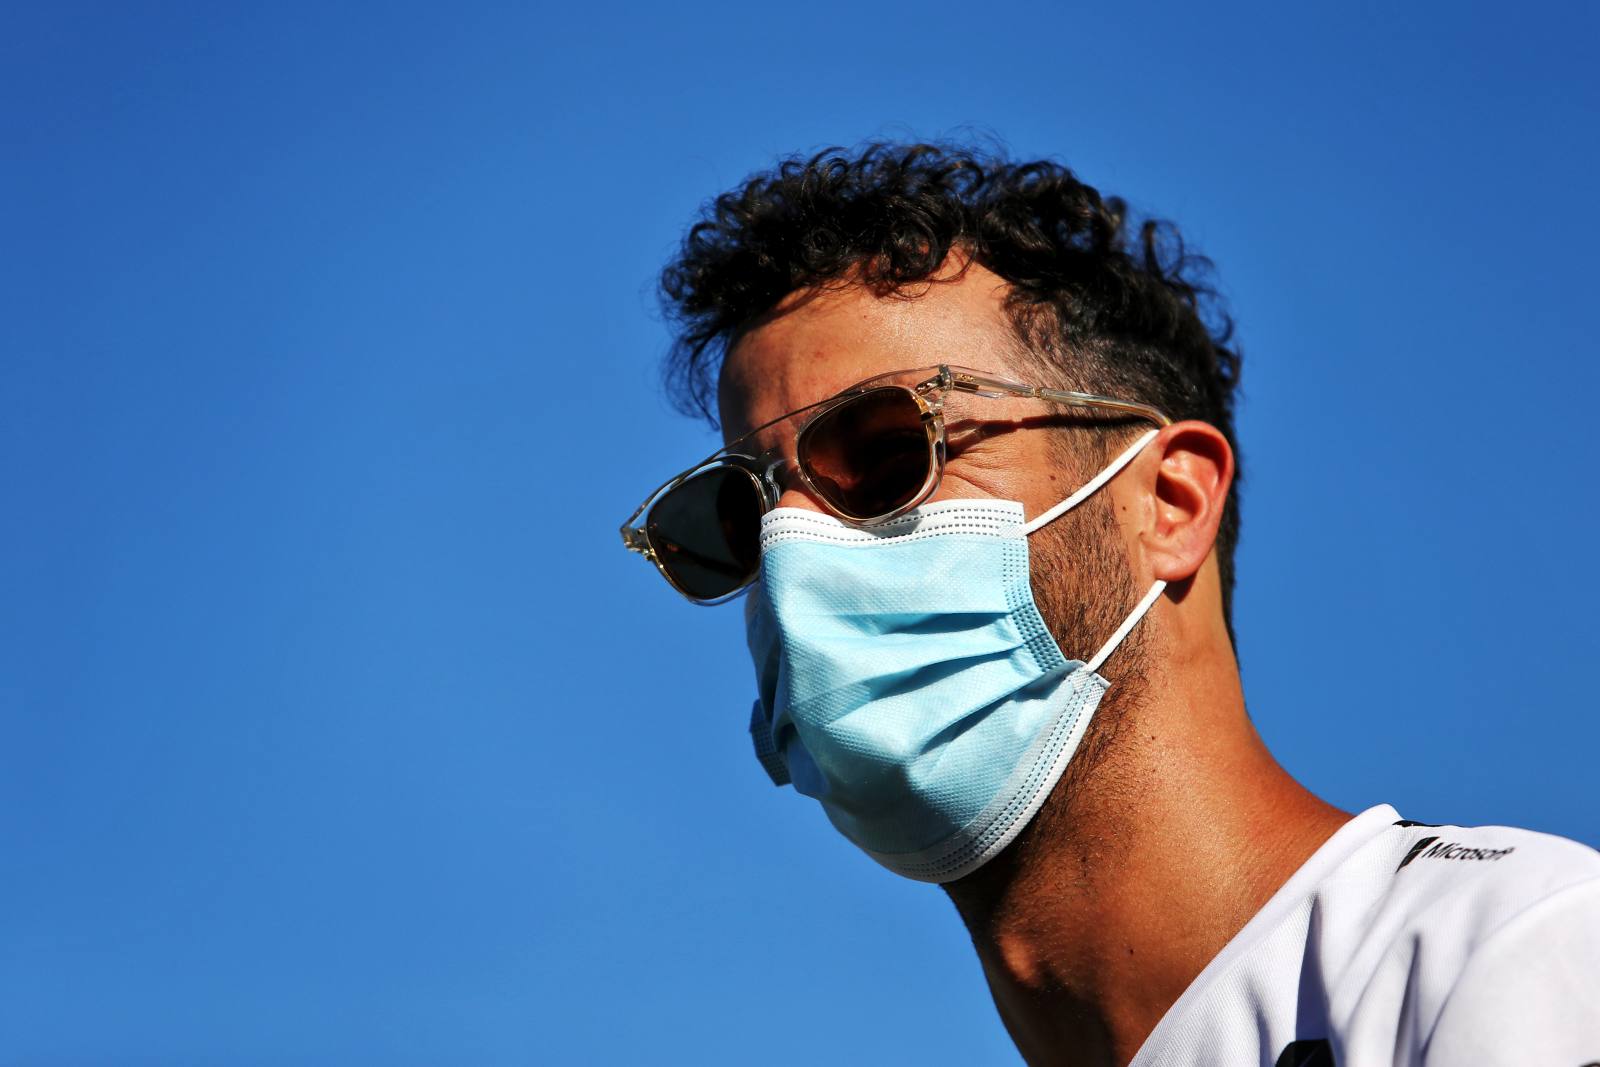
1015, 427, 1166, 675
1018, 429, 1161, 536
1085, 579, 1166, 675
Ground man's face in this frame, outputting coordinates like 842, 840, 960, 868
717, 258, 1145, 683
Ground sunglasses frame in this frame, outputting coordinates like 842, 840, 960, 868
621, 364, 1173, 604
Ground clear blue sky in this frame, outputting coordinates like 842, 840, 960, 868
3, 3, 1596, 1063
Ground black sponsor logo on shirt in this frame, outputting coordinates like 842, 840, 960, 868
1397, 835, 1438, 869
1397, 835, 1515, 871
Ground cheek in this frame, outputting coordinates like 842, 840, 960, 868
937, 437, 1070, 516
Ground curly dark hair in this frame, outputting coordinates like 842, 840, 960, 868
659, 142, 1243, 631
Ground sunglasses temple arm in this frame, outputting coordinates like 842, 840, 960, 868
1034, 390, 1174, 427
951, 372, 1171, 427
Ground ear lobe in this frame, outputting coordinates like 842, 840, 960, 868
1143, 421, 1234, 583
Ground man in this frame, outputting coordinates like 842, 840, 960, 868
619, 144, 1600, 1065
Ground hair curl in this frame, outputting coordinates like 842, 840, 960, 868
658, 142, 1243, 630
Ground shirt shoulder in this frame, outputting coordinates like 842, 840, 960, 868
1338, 817, 1600, 959
1320, 816, 1600, 1063
1424, 876, 1600, 1065
1128, 808, 1600, 1067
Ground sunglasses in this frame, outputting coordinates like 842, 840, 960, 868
621, 364, 1172, 603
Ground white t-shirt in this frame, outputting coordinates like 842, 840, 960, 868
1130, 804, 1600, 1066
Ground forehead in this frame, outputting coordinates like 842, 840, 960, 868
716, 259, 1029, 441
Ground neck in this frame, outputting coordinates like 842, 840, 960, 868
943, 632, 1349, 1067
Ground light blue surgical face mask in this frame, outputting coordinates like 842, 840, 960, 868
745, 430, 1165, 883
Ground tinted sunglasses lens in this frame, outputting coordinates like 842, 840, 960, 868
799, 386, 932, 519
647, 466, 764, 600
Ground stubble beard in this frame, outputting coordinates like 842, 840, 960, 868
946, 458, 1155, 904
1029, 483, 1152, 804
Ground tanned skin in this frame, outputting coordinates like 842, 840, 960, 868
717, 256, 1350, 1067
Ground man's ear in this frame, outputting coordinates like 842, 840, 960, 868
1140, 421, 1234, 584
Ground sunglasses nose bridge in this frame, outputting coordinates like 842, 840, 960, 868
760, 456, 836, 516
760, 455, 787, 499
